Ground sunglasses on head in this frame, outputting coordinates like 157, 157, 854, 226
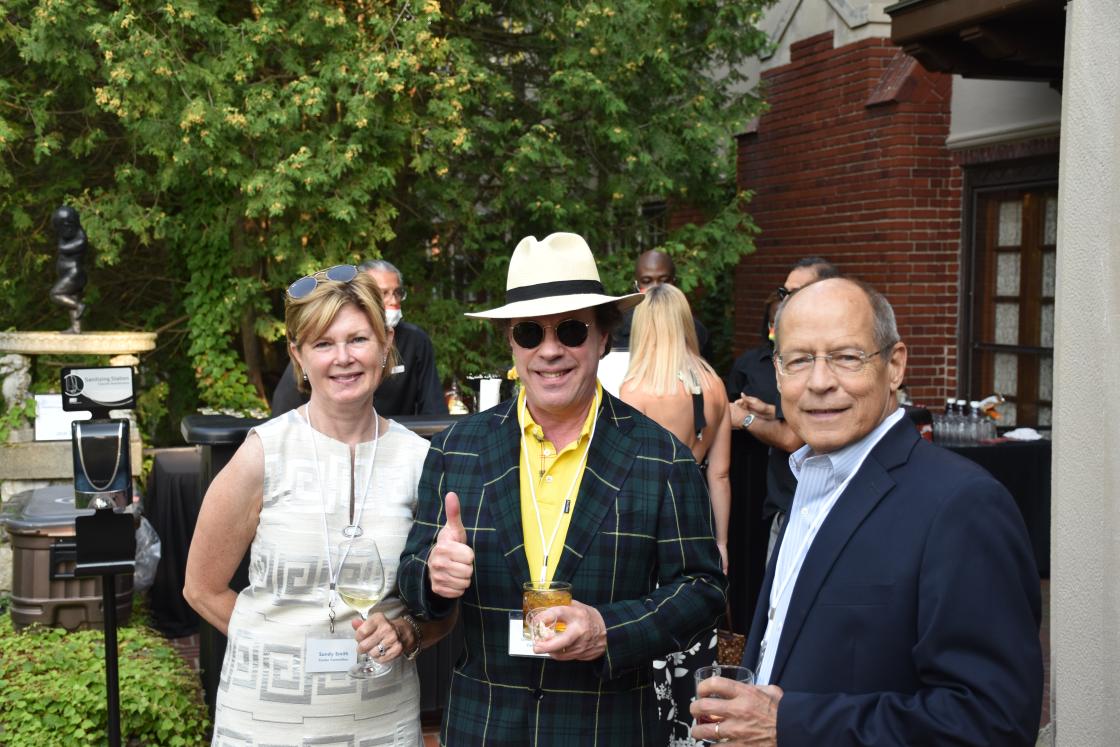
511, 319, 592, 349
776, 285, 792, 301
287, 265, 359, 299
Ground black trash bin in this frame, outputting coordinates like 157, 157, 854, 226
180, 414, 262, 714
0, 485, 134, 631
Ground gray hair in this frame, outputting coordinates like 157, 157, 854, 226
773, 277, 900, 352
358, 258, 403, 285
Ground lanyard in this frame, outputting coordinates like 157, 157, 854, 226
765, 409, 902, 626
758, 409, 905, 679
765, 458, 852, 622
305, 402, 380, 630
519, 396, 600, 584
757, 445, 877, 677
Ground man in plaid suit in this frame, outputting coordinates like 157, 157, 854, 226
398, 232, 726, 745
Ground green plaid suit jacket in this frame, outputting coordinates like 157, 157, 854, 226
398, 393, 726, 746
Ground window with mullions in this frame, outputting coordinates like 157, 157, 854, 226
607, 201, 668, 254
969, 187, 1057, 428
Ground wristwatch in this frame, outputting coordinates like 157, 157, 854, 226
741, 413, 755, 430
400, 614, 423, 661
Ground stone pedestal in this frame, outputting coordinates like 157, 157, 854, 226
0, 330, 156, 500
0, 330, 156, 360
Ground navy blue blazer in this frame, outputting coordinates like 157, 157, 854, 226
744, 418, 1043, 746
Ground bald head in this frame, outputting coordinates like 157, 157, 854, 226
774, 277, 899, 353
634, 251, 676, 291
773, 278, 906, 453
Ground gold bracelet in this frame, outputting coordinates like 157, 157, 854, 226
400, 614, 423, 661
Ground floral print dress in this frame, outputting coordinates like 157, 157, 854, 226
654, 629, 719, 746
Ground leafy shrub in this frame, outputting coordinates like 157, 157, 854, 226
0, 600, 209, 746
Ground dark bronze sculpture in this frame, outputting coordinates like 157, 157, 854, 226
50, 205, 89, 334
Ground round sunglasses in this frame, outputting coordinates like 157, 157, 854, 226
511, 319, 592, 349
287, 264, 359, 299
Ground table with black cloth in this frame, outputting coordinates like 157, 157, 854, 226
145, 447, 203, 637
946, 439, 1051, 577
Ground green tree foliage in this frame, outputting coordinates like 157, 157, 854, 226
1, 0, 768, 432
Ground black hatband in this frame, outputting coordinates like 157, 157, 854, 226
505, 279, 605, 304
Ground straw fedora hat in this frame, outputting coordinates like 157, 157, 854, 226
466, 232, 643, 319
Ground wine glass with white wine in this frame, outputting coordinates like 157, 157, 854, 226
335, 536, 390, 679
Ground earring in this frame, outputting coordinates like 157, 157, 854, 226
380, 355, 387, 368
302, 373, 308, 383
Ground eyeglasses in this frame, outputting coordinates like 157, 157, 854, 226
511, 319, 593, 349
776, 345, 893, 377
776, 286, 792, 301
382, 287, 407, 303
287, 265, 358, 299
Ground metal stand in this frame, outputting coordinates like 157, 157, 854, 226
61, 367, 139, 746
74, 507, 136, 747
102, 572, 121, 747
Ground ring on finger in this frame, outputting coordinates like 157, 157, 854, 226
376, 642, 386, 657
715, 722, 720, 741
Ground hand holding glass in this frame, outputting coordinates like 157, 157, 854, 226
694, 665, 755, 744
336, 537, 390, 679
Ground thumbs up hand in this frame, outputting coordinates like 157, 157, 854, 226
428, 492, 475, 599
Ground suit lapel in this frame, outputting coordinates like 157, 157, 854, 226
553, 395, 638, 584
476, 400, 532, 586
768, 420, 917, 683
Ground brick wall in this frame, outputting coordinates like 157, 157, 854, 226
735, 31, 961, 405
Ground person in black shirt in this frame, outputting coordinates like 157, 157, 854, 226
723, 258, 839, 630
612, 250, 713, 360
728, 257, 841, 550
271, 259, 448, 417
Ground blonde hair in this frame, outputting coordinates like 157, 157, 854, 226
285, 270, 399, 393
623, 284, 715, 396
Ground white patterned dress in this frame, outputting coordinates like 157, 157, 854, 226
212, 410, 430, 747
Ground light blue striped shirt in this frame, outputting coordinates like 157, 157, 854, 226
755, 407, 905, 685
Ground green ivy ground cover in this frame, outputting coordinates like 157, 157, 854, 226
0, 598, 209, 746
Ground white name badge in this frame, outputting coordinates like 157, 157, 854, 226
508, 613, 548, 658
390, 365, 406, 375
305, 635, 358, 673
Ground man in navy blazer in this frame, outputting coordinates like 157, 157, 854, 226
692, 277, 1043, 746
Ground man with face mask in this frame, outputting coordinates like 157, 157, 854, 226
270, 259, 448, 417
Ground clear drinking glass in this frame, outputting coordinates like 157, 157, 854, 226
521, 581, 571, 639
694, 664, 756, 744
335, 536, 390, 678
526, 607, 559, 644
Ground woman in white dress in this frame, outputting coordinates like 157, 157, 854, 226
620, 283, 731, 747
185, 266, 456, 746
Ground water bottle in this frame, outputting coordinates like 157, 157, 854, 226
938, 399, 953, 445
967, 401, 983, 445
943, 399, 957, 446
956, 400, 970, 445
952, 399, 968, 446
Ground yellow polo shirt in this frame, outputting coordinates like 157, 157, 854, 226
518, 383, 602, 583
